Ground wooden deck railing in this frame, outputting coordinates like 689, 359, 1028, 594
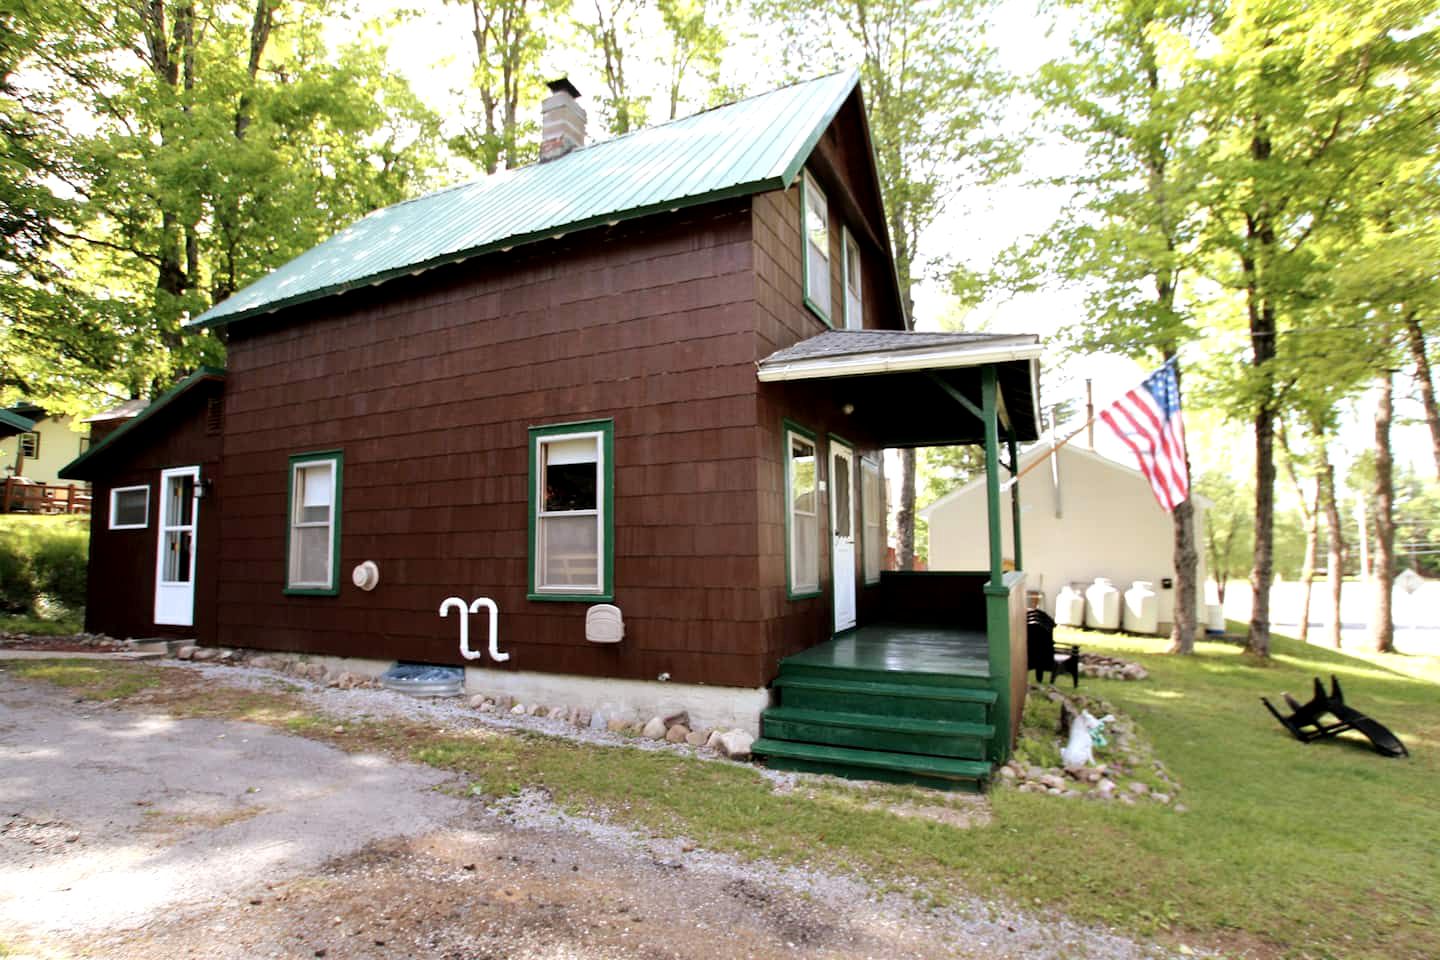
1, 478, 91, 515
985, 570, 1028, 760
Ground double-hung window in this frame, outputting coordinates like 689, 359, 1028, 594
109, 485, 150, 530
529, 420, 613, 600
842, 227, 863, 329
861, 458, 883, 584
19, 432, 38, 460
784, 421, 820, 597
801, 170, 831, 323
286, 451, 342, 595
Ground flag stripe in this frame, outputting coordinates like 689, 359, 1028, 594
1098, 363, 1190, 513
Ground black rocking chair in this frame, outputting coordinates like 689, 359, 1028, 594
1261, 675, 1409, 758
1027, 609, 1080, 688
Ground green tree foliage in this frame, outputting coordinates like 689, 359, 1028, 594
578, 0, 649, 134
1, 1, 440, 413
656, 0, 731, 119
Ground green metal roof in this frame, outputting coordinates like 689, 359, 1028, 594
0, 409, 37, 435
192, 70, 861, 330
58, 367, 225, 481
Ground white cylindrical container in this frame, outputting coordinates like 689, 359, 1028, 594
1055, 584, 1085, 626
1084, 577, 1122, 631
1123, 580, 1160, 635
1206, 601, 1225, 633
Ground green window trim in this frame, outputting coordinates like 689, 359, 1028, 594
799, 170, 833, 328
528, 419, 615, 602
284, 449, 343, 596
782, 418, 822, 600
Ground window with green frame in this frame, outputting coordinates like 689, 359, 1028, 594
528, 419, 614, 601
800, 170, 832, 324
784, 421, 821, 598
286, 450, 343, 595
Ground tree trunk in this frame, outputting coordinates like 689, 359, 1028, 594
1296, 489, 1318, 644
1316, 443, 1345, 649
1249, 399, 1275, 657
1165, 360, 1197, 654
1403, 311, 1440, 476
1373, 371, 1395, 653
897, 448, 916, 570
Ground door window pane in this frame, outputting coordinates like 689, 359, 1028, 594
163, 530, 192, 583
832, 452, 851, 538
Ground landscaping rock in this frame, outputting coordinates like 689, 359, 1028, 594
493, 695, 514, 711
685, 730, 707, 747
468, 695, 487, 709
641, 717, 668, 740
998, 765, 1017, 780
704, 730, 724, 751
607, 716, 630, 733
1152, 792, 1171, 805
665, 724, 690, 743
1127, 781, 1149, 796
176, 645, 197, 660
511, 704, 527, 716
716, 729, 754, 760
575, 709, 592, 729
191, 647, 219, 662
662, 710, 690, 729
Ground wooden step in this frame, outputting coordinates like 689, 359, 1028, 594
761, 707, 993, 760
773, 675, 996, 723
778, 661, 992, 690
752, 739, 992, 792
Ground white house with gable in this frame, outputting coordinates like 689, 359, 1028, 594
919, 443, 1209, 635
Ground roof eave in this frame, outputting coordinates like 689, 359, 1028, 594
757, 341, 1044, 382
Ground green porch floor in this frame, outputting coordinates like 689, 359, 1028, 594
782, 624, 990, 679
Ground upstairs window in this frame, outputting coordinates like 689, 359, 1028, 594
861, 458, 884, 584
801, 171, 831, 323
286, 451, 342, 595
785, 422, 820, 597
529, 420, 614, 600
19, 432, 39, 459
109, 485, 149, 530
842, 227, 863, 329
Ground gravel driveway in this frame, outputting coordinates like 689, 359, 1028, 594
0, 666, 1179, 960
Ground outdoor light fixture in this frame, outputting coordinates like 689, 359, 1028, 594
842, 403, 855, 415
195, 477, 214, 499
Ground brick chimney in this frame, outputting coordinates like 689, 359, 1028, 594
540, 77, 586, 162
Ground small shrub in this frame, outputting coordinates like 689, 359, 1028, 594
32, 534, 87, 610
0, 540, 35, 613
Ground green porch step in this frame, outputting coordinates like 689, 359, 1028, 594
776, 661, 993, 690
762, 707, 993, 760
752, 739, 992, 792
772, 675, 997, 723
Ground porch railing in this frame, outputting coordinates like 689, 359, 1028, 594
1, 478, 91, 515
985, 570, 1028, 757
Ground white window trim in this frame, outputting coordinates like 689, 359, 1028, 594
786, 426, 820, 596
801, 170, 831, 324
534, 429, 607, 596
287, 455, 340, 592
842, 226, 863, 330
861, 458, 883, 584
108, 485, 150, 530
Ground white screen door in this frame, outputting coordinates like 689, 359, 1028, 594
830, 441, 856, 632
154, 466, 200, 626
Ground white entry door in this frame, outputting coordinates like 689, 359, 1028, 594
154, 466, 200, 626
830, 441, 856, 632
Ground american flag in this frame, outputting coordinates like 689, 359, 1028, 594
1099, 362, 1190, 512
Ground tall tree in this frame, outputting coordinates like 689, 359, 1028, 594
1372, 370, 1396, 653
2, 1, 440, 411
579, 0, 648, 134
1022, 0, 1212, 652
1278, 421, 1320, 644
657, 0, 730, 119
449, 0, 565, 172
756, 0, 1016, 570
1188, 0, 1439, 657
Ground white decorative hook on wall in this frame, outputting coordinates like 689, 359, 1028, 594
438, 596, 508, 663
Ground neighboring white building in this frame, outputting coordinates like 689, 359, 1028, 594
0, 407, 87, 487
918, 443, 1208, 634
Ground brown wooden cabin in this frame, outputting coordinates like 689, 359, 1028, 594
61, 72, 1041, 789
59, 369, 225, 641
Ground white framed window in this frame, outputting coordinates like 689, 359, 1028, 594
842, 226, 863, 329
785, 422, 820, 597
801, 170, 831, 323
529, 420, 613, 600
286, 451, 342, 595
109, 485, 150, 530
861, 458, 884, 584
19, 432, 39, 459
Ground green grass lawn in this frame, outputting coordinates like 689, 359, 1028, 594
0, 513, 87, 634
5, 627, 1436, 960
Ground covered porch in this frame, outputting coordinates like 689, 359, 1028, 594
752, 330, 1043, 790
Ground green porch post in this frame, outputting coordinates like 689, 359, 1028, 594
982, 366, 1012, 760
1007, 431, 1023, 573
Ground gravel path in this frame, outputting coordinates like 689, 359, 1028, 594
0, 662, 1188, 959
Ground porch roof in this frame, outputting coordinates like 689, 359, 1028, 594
0, 409, 37, 438
757, 330, 1043, 447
